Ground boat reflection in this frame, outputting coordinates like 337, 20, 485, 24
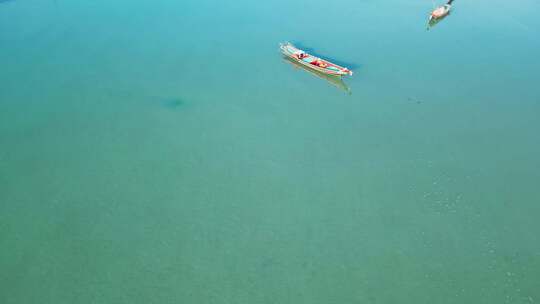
282, 56, 351, 94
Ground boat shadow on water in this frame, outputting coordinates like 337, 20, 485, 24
282, 56, 351, 94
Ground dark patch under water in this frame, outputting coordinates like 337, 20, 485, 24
163, 98, 185, 109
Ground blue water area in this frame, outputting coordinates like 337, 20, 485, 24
1, 0, 539, 303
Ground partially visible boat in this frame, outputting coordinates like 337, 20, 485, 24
280, 42, 353, 77
429, 0, 453, 22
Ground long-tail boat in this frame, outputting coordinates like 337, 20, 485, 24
280, 42, 353, 77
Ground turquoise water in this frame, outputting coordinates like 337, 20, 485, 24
1, 0, 540, 303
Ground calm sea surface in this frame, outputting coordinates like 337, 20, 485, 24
1, 0, 540, 303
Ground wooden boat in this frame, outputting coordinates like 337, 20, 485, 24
280, 42, 353, 77
430, 4, 451, 21
429, 0, 453, 22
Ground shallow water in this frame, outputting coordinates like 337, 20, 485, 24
1, 0, 540, 303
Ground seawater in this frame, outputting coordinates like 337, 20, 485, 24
1, 0, 539, 303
